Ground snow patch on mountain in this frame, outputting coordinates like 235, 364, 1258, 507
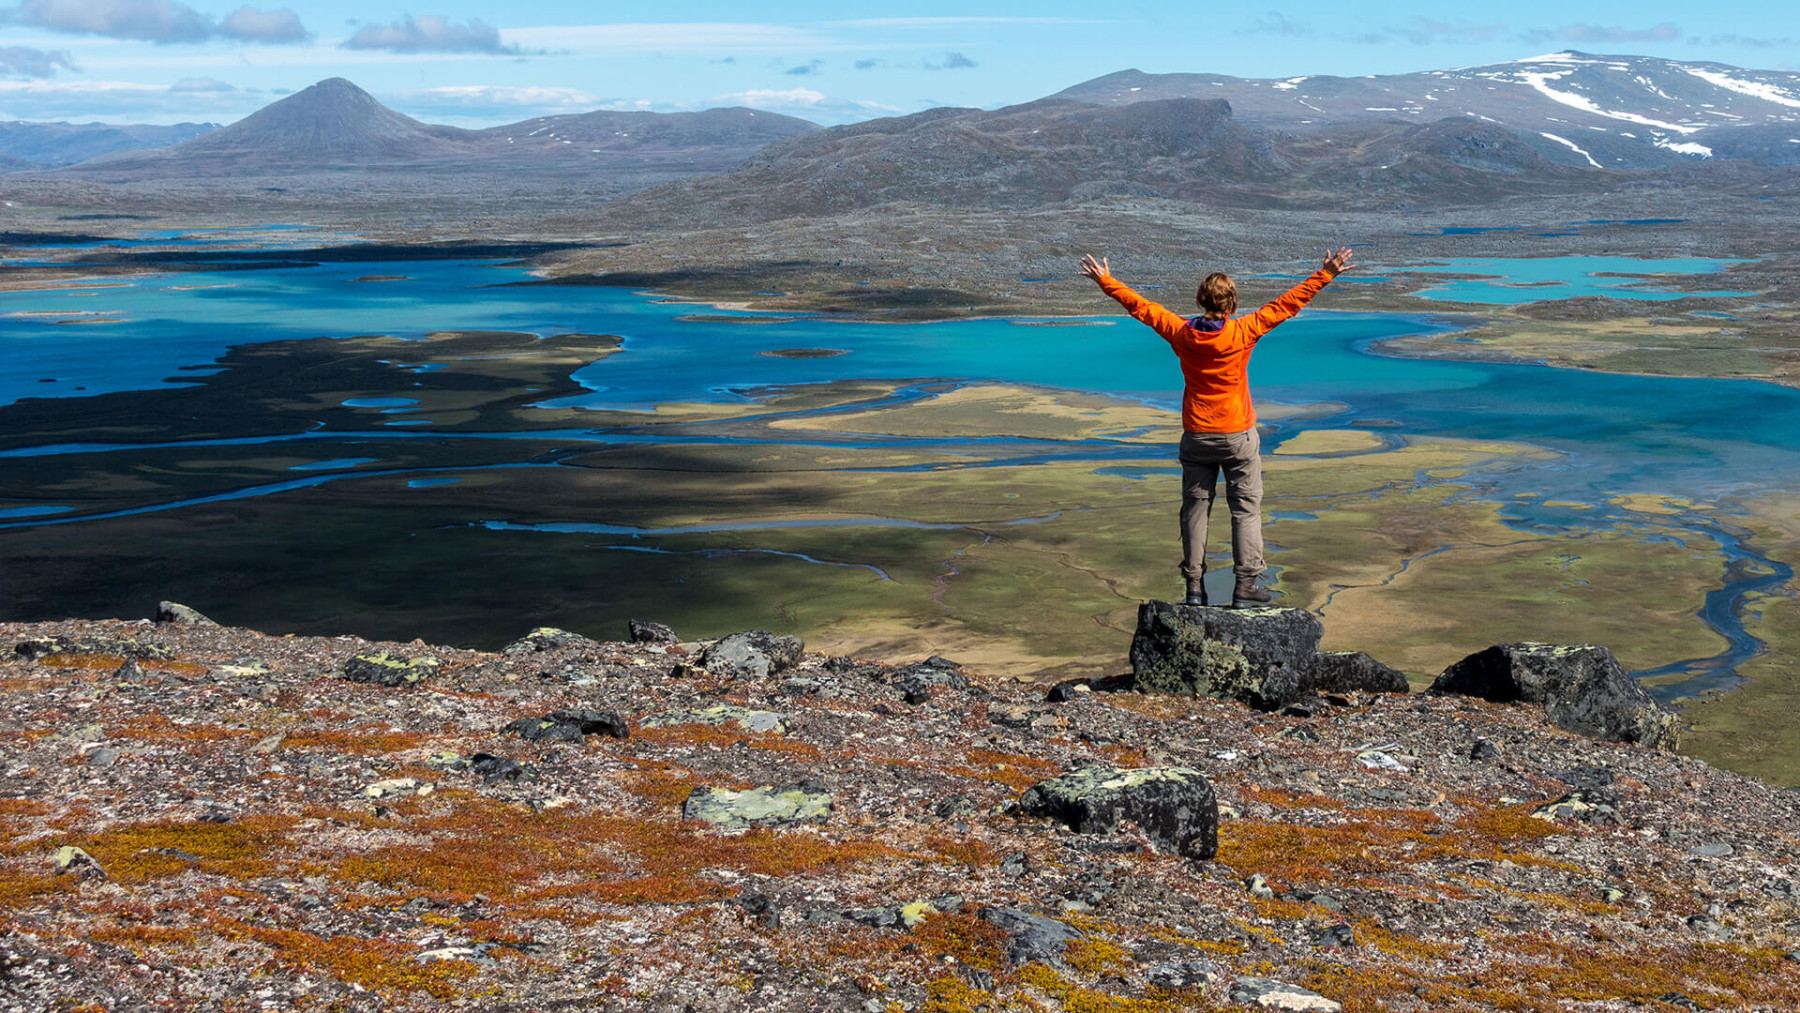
1685, 68, 1800, 110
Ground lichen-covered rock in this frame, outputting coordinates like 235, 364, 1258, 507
892, 656, 970, 697
627, 619, 679, 644
500, 627, 597, 655
1308, 650, 1410, 695
155, 601, 218, 626
1128, 602, 1322, 711
700, 631, 803, 679
16, 636, 172, 661
1231, 976, 1342, 1011
1428, 643, 1678, 748
342, 652, 440, 687
1017, 765, 1218, 860
640, 705, 785, 734
978, 906, 1083, 966
502, 709, 629, 742
683, 780, 831, 828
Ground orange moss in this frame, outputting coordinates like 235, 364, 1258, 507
1015, 963, 1204, 1012
88, 925, 199, 949
36, 654, 208, 677
912, 911, 1011, 972
0, 868, 78, 907
49, 814, 297, 883
109, 713, 255, 747
217, 920, 483, 1001
924, 836, 1001, 868
1063, 938, 1132, 976
959, 750, 1061, 791
634, 724, 765, 749
753, 738, 825, 760
920, 975, 1003, 1013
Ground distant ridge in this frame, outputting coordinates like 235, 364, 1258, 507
1054, 52, 1800, 169
0, 121, 218, 169
48, 78, 820, 184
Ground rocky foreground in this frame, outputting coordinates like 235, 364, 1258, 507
2, 606, 1798, 1012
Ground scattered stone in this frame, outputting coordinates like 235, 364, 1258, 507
1470, 739, 1503, 762
1531, 790, 1621, 825
467, 753, 527, 783
52, 846, 103, 879
342, 652, 440, 687
1307, 651, 1409, 695
1246, 874, 1276, 900
1355, 750, 1409, 773
1230, 976, 1342, 1011
85, 747, 119, 768
1001, 852, 1030, 878
1128, 602, 1322, 711
155, 601, 218, 626
1045, 679, 1090, 703
641, 706, 785, 734
248, 733, 285, 754
1293, 889, 1345, 913
1655, 994, 1703, 1011
1146, 957, 1217, 989
1600, 886, 1627, 904
502, 709, 630, 742
892, 656, 970, 698
363, 778, 423, 798
934, 796, 977, 820
1428, 643, 1678, 748
501, 627, 598, 654
1277, 724, 1320, 742
16, 636, 172, 661
683, 780, 832, 828
739, 892, 781, 930
700, 631, 804, 679
978, 907, 1082, 967
1689, 842, 1734, 858
1017, 765, 1218, 860
627, 619, 680, 644
897, 900, 938, 928
112, 657, 145, 682
1310, 922, 1355, 948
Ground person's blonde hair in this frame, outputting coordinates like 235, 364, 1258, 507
1197, 272, 1236, 318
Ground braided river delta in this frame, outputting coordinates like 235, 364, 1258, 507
5, 235, 1800, 783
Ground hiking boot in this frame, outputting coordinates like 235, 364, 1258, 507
1232, 574, 1273, 607
1182, 578, 1208, 607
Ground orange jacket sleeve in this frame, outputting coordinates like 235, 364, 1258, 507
1096, 275, 1193, 345
1236, 269, 1335, 342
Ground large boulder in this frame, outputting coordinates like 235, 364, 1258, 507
1017, 765, 1218, 860
978, 907, 1083, 967
342, 652, 439, 687
1128, 602, 1322, 711
155, 601, 218, 626
500, 627, 598, 655
700, 631, 803, 679
1428, 643, 1678, 748
684, 780, 832, 828
1308, 651, 1410, 695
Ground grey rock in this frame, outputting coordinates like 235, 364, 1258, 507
1001, 852, 1030, 878
1017, 765, 1218, 860
1656, 994, 1703, 1011
502, 709, 629, 742
934, 795, 977, 820
1531, 789, 1621, 825
701, 631, 804, 679
86, 747, 120, 768
52, 845, 103, 878
1146, 957, 1216, 989
16, 635, 172, 661
845, 906, 901, 929
112, 658, 145, 682
1428, 643, 1678, 747
683, 779, 831, 828
155, 601, 218, 626
627, 619, 680, 644
1550, 766, 1615, 791
248, 733, 285, 754
1231, 976, 1342, 1011
342, 652, 440, 687
1689, 842, 1734, 858
1246, 874, 1275, 900
1310, 922, 1355, 948
1128, 601, 1322, 711
1045, 679, 1090, 702
893, 656, 970, 698
978, 906, 1082, 967
467, 753, 527, 783
1469, 739, 1503, 761
500, 627, 597, 654
1307, 650, 1409, 694
1293, 889, 1345, 913
641, 705, 785, 734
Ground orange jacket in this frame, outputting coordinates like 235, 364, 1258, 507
1097, 269, 1334, 433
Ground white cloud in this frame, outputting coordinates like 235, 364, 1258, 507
706, 86, 903, 123
0, 75, 263, 120
1, 44, 75, 76
219, 5, 305, 44
342, 15, 522, 54
711, 86, 830, 107
168, 74, 233, 91
410, 84, 600, 108
5, 0, 308, 45
829, 17, 1107, 28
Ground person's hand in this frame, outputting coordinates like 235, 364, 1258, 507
1322, 246, 1355, 277
1079, 254, 1111, 283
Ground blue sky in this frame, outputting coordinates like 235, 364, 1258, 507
2, 1, 1796, 126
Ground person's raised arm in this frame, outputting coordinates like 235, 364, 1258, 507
1079, 254, 1192, 344
1239, 246, 1356, 339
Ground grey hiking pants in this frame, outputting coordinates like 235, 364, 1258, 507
1178, 427, 1264, 580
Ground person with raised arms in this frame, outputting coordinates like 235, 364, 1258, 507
1079, 247, 1356, 607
